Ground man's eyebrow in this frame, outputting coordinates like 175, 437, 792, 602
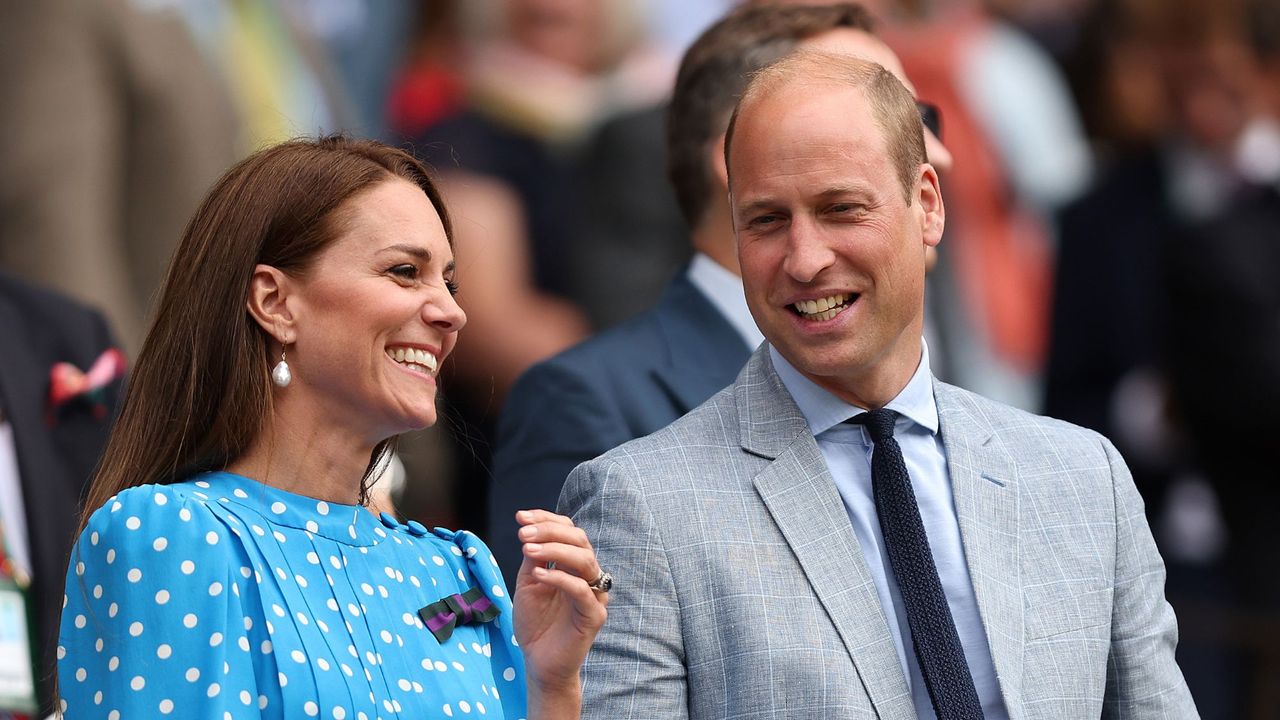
815, 185, 873, 201
735, 199, 781, 216
379, 243, 430, 260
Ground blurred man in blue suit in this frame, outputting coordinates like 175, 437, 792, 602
489, 2, 952, 581
0, 273, 122, 716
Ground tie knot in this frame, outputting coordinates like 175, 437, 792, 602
848, 408, 898, 441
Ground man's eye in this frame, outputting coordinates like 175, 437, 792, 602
389, 264, 418, 280
750, 214, 780, 227
445, 279, 459, 296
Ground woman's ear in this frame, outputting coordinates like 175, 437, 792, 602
246, 264, 297, 345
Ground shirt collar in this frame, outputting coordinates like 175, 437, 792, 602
686, 253, 764, 351
770, 339, 939, 437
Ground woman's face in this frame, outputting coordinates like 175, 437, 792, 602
286, 179, 465, 442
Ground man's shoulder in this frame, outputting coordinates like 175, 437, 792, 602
582, 384, 743, 476
937, 380, 1113, 458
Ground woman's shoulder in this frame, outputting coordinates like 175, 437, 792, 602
76, 478, 245, 570
424, 525, 512, 602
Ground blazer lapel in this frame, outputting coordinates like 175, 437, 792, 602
740, 350, 915, 718
935, 381, 1025, 719
650, 274, 753, 414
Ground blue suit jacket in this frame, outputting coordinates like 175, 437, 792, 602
488, 273, 751, 581
0, 272, 121, 714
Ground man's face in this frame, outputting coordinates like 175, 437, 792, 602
802, 28, 953, 173
729, 82, 943, 406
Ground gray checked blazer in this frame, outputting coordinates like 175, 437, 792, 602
559, 346, 1197, 719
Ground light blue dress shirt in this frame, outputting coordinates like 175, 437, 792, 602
770, 342, 1009, 720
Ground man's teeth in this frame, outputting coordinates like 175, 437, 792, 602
388, 347, 438, 374
793, 293, 853, 320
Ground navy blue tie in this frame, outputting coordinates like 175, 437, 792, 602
850, 409, 984, 720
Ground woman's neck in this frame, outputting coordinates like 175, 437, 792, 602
226, 409, 376, 505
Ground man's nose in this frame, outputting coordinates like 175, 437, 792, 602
781, 220, 836, 283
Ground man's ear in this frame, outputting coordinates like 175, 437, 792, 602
917, 163, 945, 248
246, 264, 298, 345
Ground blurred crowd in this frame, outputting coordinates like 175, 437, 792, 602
1, 0, 1278, 716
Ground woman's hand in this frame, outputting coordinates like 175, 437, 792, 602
512, 509, 609, 717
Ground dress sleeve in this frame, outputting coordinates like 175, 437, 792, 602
436, 527, 528, 720
58, 485, 263, 718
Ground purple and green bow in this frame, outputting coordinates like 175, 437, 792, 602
418, 587, 500, 643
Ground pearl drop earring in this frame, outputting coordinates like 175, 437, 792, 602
271, 349, 292, 388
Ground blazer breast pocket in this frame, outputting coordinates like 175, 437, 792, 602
1024, 583, 1114, 640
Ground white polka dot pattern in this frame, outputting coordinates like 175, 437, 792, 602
59, 472, 526, 718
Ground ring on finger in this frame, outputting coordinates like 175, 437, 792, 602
587, 570, 613, 593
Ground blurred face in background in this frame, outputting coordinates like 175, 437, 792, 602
1162, 33, 1256, 152
504, 0, 610, 72
802, 27, 954, 173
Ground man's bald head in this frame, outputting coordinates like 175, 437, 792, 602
725, 50, 926, 204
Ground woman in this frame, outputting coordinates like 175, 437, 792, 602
57, 136, 607, 719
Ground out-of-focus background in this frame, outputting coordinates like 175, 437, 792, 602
1, 0, 1277, 716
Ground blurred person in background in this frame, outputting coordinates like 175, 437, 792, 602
1049, 0, 1254, 529
0, 0, 239, 352
0, 274, 122, 718
286, 0, 420, 140
872, 0, 1094, 412
0, 0, 362, 354
490, 1, 953, 583
394, 0, 669, 536
1050, 0, 1280, 714
1163, 0, 1280, 714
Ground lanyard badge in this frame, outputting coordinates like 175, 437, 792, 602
0, 516, 37, 715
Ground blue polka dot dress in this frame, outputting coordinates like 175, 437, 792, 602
58, 471, 528, 719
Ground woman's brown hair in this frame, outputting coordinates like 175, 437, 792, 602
78, 136, 450, 532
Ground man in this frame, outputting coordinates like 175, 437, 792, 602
490, 2, 952, 581
0, 273, 122, 717
561, 51, 1196, 718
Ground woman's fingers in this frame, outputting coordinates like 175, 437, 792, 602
516, 509, 574, 528
514, 508, 609, 601
530, 566, 610, 617
522, 539, 599, 580
517, 518, 591, 548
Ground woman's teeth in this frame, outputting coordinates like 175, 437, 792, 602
793, 293, 854, 321
387, 347, 438, 375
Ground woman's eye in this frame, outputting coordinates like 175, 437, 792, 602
389, 264, 418, 280
445, 279, 460, 296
